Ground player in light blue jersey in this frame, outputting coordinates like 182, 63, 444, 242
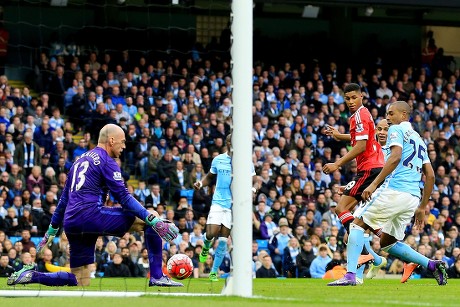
329, 101, 447, 286
194, 134, 256, 282
359, 119, 431, 282
366, 118, 423, 282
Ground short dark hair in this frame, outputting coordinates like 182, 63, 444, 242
344, 83, 361, 94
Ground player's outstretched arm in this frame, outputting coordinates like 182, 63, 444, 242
323, 139, 366, 174
109, 175, 179, 241
324, 125, 351, 142
420, 163, 435, 209
111, 180, 177, 239
362, 145, 402, 201
194, 172, 216, 190
38, 179, 71, 256
420, 163, 435, 208
50, 179, 70, 228
145, 214, 179, 241
105, 161, 179, 240
414, 163, 435, 229
104, 161, 151, 220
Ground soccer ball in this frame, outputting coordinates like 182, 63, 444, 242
167, 254, 193, 280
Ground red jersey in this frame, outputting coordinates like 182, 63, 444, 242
349, 105, 384, 171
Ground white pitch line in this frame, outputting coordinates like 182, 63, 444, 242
0, 290, 222, 298
0, 290, 144, 297
145, 292, 222, 297
0, 290, 307, 301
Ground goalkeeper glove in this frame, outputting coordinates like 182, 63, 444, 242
37, 225, 59, 256
145, 214, 179, 241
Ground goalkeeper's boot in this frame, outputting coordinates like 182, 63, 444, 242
428, 260, 448, 286
366, 256, 387, 279
149, 275, 184, 287
209, 272, 218, 282
7, 264, 35, 286
327, 272, 357, 286
199, 247, 209, 263
401, 262, 419, 283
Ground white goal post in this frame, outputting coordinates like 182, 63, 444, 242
227, 0, 253, 298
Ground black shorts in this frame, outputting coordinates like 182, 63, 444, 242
343, 168, 382, 201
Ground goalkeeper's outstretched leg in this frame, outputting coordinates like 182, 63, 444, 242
7, 264, 77, 287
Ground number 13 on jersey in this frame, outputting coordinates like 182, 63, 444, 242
70, 161, 90, 192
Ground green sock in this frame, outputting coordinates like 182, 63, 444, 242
204, 238, 212, 250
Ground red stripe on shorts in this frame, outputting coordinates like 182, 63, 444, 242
350, 169, 370, 196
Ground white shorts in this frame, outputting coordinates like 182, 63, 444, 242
354, 187, 420, 240
207, 205, 232, 229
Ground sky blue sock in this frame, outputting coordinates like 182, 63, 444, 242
356, 263, 365, 280
211, 238, 227, 273
347, 226, 365, 274
364, 234, 382, 266
387, 242, 429, 268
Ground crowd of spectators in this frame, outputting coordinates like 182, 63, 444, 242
1, 35, 460, 280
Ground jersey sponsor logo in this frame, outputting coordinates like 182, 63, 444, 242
218, 169, 231, 175
113, 172, 123, 181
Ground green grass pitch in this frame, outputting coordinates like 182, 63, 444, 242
0, 277, 457, 307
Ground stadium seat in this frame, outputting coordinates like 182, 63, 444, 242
9, 236, 21, 244
180, 189, 195, 205
9, 236, 60, 246
31, 237, 41, 246
256, 239, 269, 252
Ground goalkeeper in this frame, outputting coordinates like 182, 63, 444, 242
7, 124, 180, 287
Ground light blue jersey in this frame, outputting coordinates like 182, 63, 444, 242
210, 152, 256, 209
382, 145, 390, 161
384, 122, 429, 198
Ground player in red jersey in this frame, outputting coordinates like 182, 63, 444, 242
323, 83, 384, 234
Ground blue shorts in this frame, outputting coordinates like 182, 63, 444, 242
64, 207, 137, 268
